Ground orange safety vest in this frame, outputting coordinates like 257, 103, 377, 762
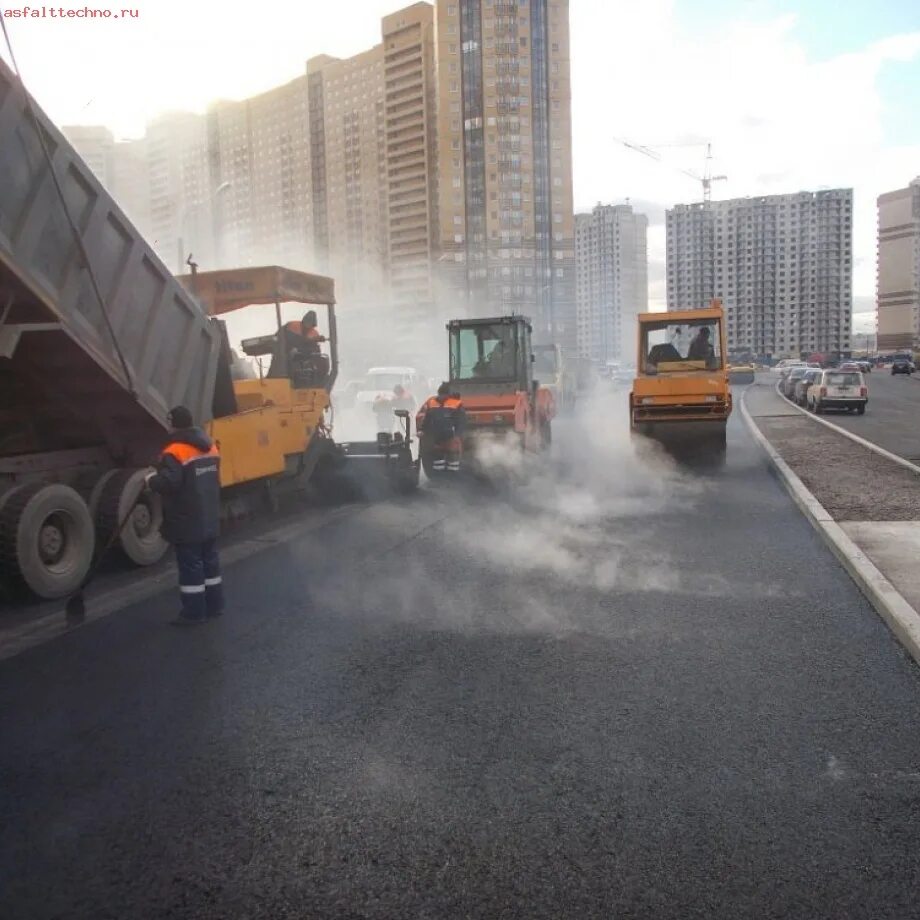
285, 321, 321, 338
423, 395, 462, 410
162, 441, 219, 464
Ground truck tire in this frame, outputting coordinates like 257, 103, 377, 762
96, 469, 168, 567
0, 482, 95, 599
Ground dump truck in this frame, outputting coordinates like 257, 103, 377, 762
416, 315, 555, 477
0, 59, 412, 600
629, 300, 732, 448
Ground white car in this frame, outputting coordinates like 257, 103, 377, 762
806, 369, 868, 415
772, 359, 807, 375
354, 366, 427, 410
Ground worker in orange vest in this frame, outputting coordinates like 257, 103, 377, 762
283, 309, 326, 353
374, 384, 417, 435
272, 310, 328, 383
419, 383, 466, 473
145, 406, 222, 626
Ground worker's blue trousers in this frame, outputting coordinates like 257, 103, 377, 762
175, 539, 223, 620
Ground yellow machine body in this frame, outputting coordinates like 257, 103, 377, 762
207, 379, 330, 488
175, 265, 340, 491
630, 301, 732, 432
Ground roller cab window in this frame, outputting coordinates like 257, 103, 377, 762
641, 318, 724, 374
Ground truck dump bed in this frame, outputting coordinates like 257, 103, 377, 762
0, 57, 220, 467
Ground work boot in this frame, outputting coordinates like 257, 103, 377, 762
170, 614, 205, 627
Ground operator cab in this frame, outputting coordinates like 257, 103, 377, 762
176, 265, 338, 414
448, 316, 534, 395
641, 315, 725, 375
240, 308, 330, 390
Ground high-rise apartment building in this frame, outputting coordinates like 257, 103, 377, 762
666, 190, 853, 358
435, 0, 575, 351
382, 3, 439, 333
207, 74, 312, 272
877, 178, 920, 351
146, 111, 212, 272
575, 204, 648, 366
306, 48, 389, 307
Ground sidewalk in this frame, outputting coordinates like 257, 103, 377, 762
743, 380, 920, 662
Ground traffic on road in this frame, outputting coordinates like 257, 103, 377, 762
775, 358, 920, 462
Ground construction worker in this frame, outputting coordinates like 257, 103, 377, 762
687, 326, 714, 361
270, 310, 328, 381
373, 384, 416, 435
145, 406, 223, 627
419, 382, 466, 473
284, 309, 326, 353
391, 383, 416, 414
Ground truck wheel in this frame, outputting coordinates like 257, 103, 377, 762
96, 469, 168, 567
0, 482, 95, 599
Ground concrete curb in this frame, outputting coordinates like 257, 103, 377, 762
741, 387, 920, 668
773, 379, 920, 476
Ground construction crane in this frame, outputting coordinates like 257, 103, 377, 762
615, 139, 727, 203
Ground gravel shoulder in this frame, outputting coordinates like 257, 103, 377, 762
745, 382, 920, 521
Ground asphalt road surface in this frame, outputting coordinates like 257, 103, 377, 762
808, 370, 920, 461
3, 391, 920, 919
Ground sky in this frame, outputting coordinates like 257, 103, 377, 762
1, 0, 918, 333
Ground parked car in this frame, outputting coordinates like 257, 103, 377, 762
772, 359, 806, 375
891, 358, 915, 376
806, 369, 868, 414
839, 362, 862, 372
794, 369, 822, 406
856, 360, 872, 374
781, 366, 810, 398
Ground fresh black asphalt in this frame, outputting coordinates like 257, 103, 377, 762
2, 393, 920, 919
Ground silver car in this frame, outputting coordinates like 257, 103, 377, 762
793, 369, 822, 406
781, 366, 809, 398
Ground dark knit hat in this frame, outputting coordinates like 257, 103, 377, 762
167, 406, 193, 428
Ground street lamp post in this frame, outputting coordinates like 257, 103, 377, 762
175, 181, 232, 273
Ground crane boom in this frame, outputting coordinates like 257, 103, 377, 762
614, 138, 727, 202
